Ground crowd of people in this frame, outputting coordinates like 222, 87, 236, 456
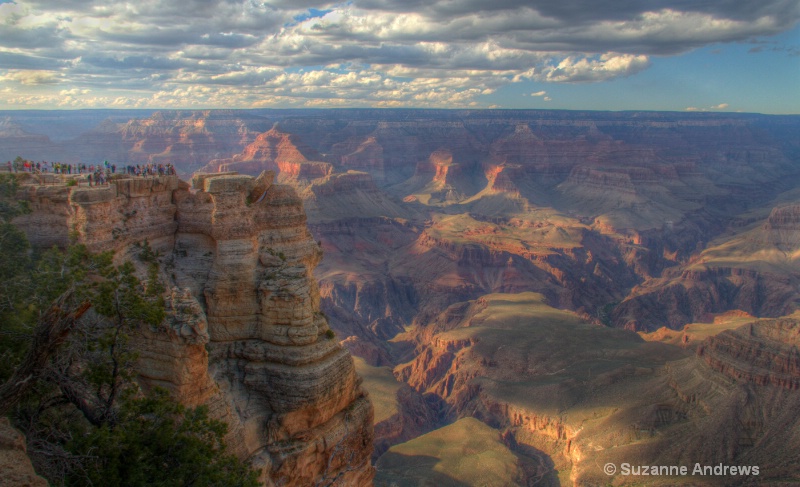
4, 158, 177, 186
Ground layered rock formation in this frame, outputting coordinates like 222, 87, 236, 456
331, 136, 385, 183
613, 203, 800, 331
184, 110, 798, 345
90, 110, 271, 175
698, 317, 800, 389
13, 173, 374, 486
200, 127, 324, 177
387, 293, 800, 485
312, 214, 420, 352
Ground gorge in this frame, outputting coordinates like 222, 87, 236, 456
3, 108, 800, 486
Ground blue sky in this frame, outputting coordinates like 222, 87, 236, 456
0, 1, 798, 113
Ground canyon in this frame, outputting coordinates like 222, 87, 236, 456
3, 108, 800, 485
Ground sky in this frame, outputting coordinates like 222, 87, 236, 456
0, 0, 798, 113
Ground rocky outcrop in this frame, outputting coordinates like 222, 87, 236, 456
277, 160, 333, 181
483, 163, 524, 194
0, 418, 48, 487
611, 266, 799, 331
331, 136, 386, 183
761, 204, 800, 250
201, 127, 322, 176
11, 175, 185, 254
612, 203, 800, 331
13, 172, 374, 487
397, 149, 484, 204
698, 318, 800, 389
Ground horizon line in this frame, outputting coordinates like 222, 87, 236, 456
1, 107, 798, 116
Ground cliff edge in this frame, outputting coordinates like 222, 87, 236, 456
13, 172, 374, 487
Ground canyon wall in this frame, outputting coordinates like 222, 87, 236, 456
392, 293, 800, 485
13, 172, 374, 487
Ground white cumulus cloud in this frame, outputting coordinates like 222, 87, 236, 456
0, 0, 797, 108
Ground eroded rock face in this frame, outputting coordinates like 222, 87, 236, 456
13, 173, 374, 487
394, 293, 800, 485
613, 204, 800, 331
698, 318, 800, 389
200, 127, 323, 177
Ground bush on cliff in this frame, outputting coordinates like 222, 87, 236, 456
68, 388, 258, 487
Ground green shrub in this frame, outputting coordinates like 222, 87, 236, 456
67, 388, 259, 487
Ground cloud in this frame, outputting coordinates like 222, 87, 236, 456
0, 51, 69, 70
80, 54, 192, 71
0, 69, 60, 85
0, 4, 67, 50
686, 102, 732, 112
518, 53, 650, 83
59, 88, 91, 95
530, 91, 546, 96
0, 0, 798, 108
290, 4, 800, 55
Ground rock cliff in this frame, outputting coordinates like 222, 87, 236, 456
13, 172, 374, 486
697, 317, 800, 389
